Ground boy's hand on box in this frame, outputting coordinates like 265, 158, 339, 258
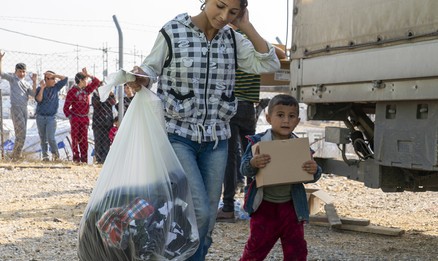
250, 144, 271, 169
250, 154, 271, 169
302, 160, 318, 175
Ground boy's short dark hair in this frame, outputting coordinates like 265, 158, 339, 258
15, 63, 26, 71
267, 94, 299, 115
75, 72, 86, 84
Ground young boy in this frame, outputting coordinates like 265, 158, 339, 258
240, 94, 322, 261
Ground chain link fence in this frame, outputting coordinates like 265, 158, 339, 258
1, 48, 140, 164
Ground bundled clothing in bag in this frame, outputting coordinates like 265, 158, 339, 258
78, 87, 199, 261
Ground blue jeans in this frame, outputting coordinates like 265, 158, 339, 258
168, 134, 228, 261
36, 115, 58, 160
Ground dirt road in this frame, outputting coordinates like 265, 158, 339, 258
0, 164, 437, 260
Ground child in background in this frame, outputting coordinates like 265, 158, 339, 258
91, 89, 116, 164
239, 94, 322, 261
108, 116, 119, 145
63, 67, 100, 163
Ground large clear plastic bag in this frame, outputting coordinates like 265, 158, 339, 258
78, 88, 199, 260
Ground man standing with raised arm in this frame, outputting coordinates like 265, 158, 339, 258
0, 50, 37, 161
35, 71, 68, 161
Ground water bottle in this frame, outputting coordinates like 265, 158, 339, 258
235, 200, 250, 220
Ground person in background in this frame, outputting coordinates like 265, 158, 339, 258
0, 50, 37, 161
91, 89, 116, 164
108, 116, 119, 145
114, 83, 136, 118
35, 70, 68, 161
121, 83, 135, 112
239, 94, 322, 261
63, 67, 100, 164
217, 35, 287, 222
127, 0, 280, 259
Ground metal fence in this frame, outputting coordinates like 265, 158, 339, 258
0, 48, 348, 166
0, 48, 141, 164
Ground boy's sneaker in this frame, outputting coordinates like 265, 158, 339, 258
216, 207, 236, 223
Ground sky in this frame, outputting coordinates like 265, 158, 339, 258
0, 0, 291, 59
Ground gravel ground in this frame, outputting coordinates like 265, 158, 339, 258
0, 163, 437, 261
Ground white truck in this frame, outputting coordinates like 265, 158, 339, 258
288, 0, 438, 191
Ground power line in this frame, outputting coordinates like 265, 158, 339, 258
0, 26, 101, 51
0, 26, 148, 57
0, 15, 111, 23
0, 16, 160, 32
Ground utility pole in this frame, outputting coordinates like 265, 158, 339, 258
102, 43, 108, 78
133, 45, 136, 66
113, 15, 125, 122
76, 45, 80, 72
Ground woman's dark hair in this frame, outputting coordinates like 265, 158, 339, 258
75, 72, 86, 84
200, 0, 248, 10
267, 94, 299, 115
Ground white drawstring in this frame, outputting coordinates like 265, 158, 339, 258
196, 123, 206, 144
195, 123, 219, 149
211, 123, 218, 150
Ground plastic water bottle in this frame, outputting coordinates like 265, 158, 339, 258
234, 200, 250, 220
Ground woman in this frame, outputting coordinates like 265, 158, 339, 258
128, 0, 280, 259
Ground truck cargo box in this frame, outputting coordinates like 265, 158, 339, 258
291, 0, 438, 59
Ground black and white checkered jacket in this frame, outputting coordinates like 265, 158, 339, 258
140, 13, 280, 145
158, 13, 238, 144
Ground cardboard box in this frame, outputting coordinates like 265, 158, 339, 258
260, 59, 291, 86
306, 188, 334, 215
254, 138, 313, 187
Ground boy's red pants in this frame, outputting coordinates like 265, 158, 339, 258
70, 117, 89, 163
240, 200, 307, 261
